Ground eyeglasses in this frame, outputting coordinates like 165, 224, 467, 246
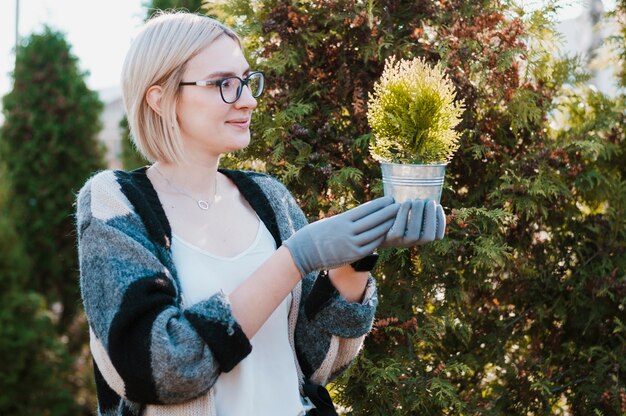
179, 71, 265, 104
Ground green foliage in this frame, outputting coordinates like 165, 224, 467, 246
615, 1, 626, 88
120, 115, 150, 170
0, 27, 105, 331
367, 56, 465, 164
208, 0, 626, 414
0, 27, 104, 414
0, 169, 80, 415
147, 0, 204, 18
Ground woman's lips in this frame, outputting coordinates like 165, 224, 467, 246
225, 119, 250, 129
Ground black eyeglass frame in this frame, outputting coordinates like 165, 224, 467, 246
179, 71, 265, 104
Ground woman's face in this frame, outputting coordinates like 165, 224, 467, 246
175, 35, 257, 159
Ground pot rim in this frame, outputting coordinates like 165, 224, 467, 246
380, 161, 448, 167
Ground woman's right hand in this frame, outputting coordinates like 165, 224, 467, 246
379, 199, 446, 248
283, 196, 400, 276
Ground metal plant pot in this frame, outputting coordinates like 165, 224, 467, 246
381, 162, 446, 203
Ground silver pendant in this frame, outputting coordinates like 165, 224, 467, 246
197, 200, 211, 210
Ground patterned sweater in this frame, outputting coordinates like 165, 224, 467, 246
75, 167, 378, 416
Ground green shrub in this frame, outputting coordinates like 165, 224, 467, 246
0, 27, 105, 415
148, 0, 204, 17
120, 115, 150, 170
0, 169, 80, 416
0, 27, 105, 331
208, 1, 626, 414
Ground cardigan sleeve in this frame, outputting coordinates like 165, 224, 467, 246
294, 270, 378, 383
77, 171, 251, 405
302, 270, 378, 337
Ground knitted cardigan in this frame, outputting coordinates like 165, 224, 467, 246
75, 167, 378, 416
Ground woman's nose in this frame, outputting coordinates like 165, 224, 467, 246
234, 84, 258, 109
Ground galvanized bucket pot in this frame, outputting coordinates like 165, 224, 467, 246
381, 162, 446, 203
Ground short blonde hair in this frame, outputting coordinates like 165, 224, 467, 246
121, 11, 241, 164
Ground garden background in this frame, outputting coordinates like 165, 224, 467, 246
1, 0, 625, 414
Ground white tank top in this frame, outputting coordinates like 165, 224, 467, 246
171, 219, 307, 416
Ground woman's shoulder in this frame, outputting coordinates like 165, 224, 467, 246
76, 169, 140, 221
76, 167, 170, 247
221, 169, 289, 194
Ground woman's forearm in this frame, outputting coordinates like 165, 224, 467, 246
328, 264, 369, 303
228, 245, 302, 338
229, 246, 369, 339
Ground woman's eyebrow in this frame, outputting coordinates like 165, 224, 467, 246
201, 68, 251, 79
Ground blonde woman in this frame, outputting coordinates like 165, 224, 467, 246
76, 11, 446, 416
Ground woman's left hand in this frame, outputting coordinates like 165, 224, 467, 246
379, 199, 446, 248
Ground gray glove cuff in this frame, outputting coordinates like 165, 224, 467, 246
283, 235, 318, 276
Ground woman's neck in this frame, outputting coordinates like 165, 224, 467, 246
151, 157, 221, 198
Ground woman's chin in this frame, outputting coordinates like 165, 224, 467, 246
225, 135, 251, 152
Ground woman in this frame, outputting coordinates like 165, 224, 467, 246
76, 11, 446, 416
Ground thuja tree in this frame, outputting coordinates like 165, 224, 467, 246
209, 0, 625, 414
0, 169, 80, 415
0, 27, 105, 332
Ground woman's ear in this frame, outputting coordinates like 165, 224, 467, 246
146, 85, 164, 116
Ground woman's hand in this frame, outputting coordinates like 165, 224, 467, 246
380, 199, 446, 248
283, 196, 400, 276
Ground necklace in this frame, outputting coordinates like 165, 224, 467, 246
153, 165, 217, 211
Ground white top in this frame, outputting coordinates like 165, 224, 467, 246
171, 219, 307, 416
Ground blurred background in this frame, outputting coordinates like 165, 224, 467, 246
1, 1, 625, 415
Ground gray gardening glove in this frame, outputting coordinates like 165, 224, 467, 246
379, 199, 446, 248
284, 196, 400, 276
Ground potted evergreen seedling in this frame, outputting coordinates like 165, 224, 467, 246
367, 56, 465, 203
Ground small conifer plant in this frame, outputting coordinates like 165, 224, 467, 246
368, 56, 465, 164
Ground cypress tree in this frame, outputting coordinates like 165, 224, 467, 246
208, 1, 626, 414
0, 167, 80, 415
0, 27, 105, 332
